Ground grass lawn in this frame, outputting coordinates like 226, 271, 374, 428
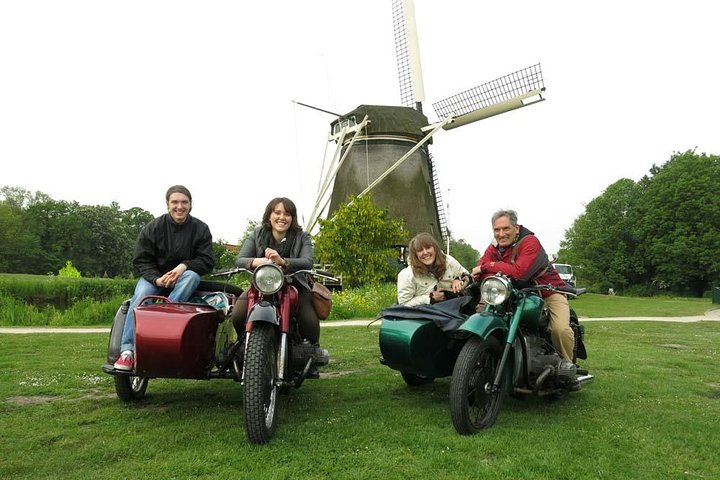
571, 293, 714, 318
1, 320, 719, 479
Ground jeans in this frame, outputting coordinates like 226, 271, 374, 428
119, 270, 201, 353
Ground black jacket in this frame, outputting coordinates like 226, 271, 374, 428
133, 214, 215, 284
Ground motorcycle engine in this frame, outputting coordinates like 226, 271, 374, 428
530, 354, 577, 384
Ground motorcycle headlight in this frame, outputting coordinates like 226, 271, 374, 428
480, 276, 511, 305
253, 263, 284, 295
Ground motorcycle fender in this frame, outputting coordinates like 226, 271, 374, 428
458, 312, 507, 340
247, 302, 279, 326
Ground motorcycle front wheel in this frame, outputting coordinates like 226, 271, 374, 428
243, 323, 279, 444
449, 335, 504, 434
114, 374, 148, 401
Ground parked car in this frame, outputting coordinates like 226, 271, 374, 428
553, 263, 575, 286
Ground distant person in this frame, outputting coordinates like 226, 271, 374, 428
114, 185, 215, 370
230, 197, 321, 346
397, 232, 468, 306
471, 209, 575, 366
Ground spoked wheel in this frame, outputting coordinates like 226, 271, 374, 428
243, 323, 279, 444
401, 372, 435, 387
114, 374, 148, 401
449, 336, 504, 435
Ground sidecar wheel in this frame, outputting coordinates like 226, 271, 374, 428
114, 374, 148, 401
449, 336, 504, 435
243, 323, 279, 444
401, 372, 435, 387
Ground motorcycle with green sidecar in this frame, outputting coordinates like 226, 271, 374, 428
379, 273, 594, 434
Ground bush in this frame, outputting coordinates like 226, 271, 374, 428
328, 283, 397, 320
0, 274, 135, 309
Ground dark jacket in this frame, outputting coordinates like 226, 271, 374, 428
235, 226, 314, 288
133, 214, 215, 284
477, 225, 563, 296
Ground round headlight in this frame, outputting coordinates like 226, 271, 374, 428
480, 276, 511, 305
253, 263, 284, 295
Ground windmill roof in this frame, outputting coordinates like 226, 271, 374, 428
333, 105, 430, 142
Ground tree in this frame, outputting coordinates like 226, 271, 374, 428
314, 195, 407, 287
633, 151, 720, 296
560, 150, 720, 296
58, 260, 81, 278
449, 237, 480, 272
0, 187, 153, 277
212, 240, 236, 270
0, 202, 44, 272
560, 178, 641, 292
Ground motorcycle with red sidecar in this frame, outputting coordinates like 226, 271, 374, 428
102, 265, 337, 444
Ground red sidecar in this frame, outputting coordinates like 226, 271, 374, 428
102, 281, 244, 401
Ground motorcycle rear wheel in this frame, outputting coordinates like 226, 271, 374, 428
449, 336, 504, 434
114, 374, 148, 401
243, 323, 279, 444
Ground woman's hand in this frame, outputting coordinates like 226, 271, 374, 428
451, 278, 464, 293
430, 289, 446, 303
264, 248, 286, 267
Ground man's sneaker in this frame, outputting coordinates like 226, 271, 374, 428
114, 350, 134, 371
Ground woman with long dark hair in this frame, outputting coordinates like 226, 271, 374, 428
230, 197, 320, 344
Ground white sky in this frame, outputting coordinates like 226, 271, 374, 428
2, 1, 718, 255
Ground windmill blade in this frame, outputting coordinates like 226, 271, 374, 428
432, 63, 546, 130
393, 0, 425, 111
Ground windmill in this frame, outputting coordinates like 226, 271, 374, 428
306, 0, 546, 244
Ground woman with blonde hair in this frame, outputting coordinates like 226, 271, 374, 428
397, 232, 469, 306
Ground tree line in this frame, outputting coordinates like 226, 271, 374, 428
0, 187, 155, 277
6, 150, 715, 296
0, 187, 478, 288
559, 150, 720, 297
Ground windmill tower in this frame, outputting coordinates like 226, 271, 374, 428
306, 0, 546, 243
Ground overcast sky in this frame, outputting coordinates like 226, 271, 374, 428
2, 1, 718, 255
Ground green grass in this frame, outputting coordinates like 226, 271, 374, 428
571, 293, 713, 318
2, 321, 719, 479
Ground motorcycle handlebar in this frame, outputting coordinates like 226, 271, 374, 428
210, 266, 339, 283
209, 267, 248, 277
521, 284, 586, 298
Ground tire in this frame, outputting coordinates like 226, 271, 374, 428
115, 375, 148, 401
243, 323, 279, 444
449, 336, 505, 435
401, 372, 435, 387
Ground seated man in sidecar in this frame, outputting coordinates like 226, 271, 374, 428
471, 209, 575, 368
113, 185, 215, 371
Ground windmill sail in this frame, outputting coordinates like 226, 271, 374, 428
312, 3, 546, 248
393, 0, 425, 110
433, 63, 546, 129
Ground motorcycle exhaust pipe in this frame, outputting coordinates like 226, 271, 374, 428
534, 365, 554, 391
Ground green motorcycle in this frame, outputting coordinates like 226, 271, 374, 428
379, 274, 594, 435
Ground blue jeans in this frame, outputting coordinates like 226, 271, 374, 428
119, 270, 201, 353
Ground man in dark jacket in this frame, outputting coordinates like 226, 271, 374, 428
114, 185, 215, 371
471, 209, 575, 365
